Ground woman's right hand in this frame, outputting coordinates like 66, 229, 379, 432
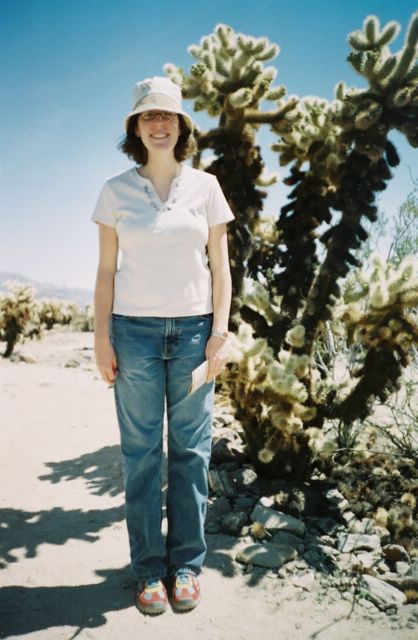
94, 337, 118, 385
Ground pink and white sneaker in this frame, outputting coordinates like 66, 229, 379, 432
137, 578, 168, 615
171, 572, 201, 612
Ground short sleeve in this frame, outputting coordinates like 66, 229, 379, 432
91, 181, 117, 227
206, 175, 235, 227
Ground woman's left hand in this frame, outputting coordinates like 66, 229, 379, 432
205, 335, 229, 382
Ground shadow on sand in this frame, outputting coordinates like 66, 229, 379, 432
0, 505, 125, 569
39, 445, 124, 497
0, 566, 133, 638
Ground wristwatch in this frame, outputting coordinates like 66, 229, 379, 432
211, 330, 229, 340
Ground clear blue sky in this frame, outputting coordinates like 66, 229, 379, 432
1, 0, 417, 290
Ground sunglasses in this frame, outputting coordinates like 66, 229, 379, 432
140, 111, 177, 122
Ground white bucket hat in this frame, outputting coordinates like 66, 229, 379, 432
124, 76, 194, 132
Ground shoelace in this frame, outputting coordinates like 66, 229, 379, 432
145, 579, 161, 589
177, 574, 193, 584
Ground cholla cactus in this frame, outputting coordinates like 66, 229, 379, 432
229, 13, 417, 476
165, 24, 299, 326
332, 254, 418, 422
228, 323, 315, 478
165, 16, 418, 479
38, 298, 73, 330
0, 282, 42, 357
69, 303, 94, 332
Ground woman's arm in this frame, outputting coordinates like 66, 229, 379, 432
205, 223, 232, 382
93, 223, 119, 384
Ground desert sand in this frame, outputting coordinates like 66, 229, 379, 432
0, 328, 416, 639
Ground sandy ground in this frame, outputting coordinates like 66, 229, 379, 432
0, 328, 416, 640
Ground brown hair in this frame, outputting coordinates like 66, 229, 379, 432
118, 114, 197, 164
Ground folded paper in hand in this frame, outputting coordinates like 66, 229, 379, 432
188, 360, 209, 395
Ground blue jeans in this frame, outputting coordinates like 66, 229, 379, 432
110, 313, 214, 582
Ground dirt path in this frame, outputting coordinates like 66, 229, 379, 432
0, 329, 415, 639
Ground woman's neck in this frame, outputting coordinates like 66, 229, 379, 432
140, 156, 180, 183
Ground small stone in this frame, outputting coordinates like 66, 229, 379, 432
314, 517, 341, 535
208, 469, 237, 498
259, 496, 275, 508
341, 511, 358, 529
327, 587, 341, 601
304, 550, 320, 564
221, 511, 248, 536
377, 561, 391, 574
230, 468, 258, 490
283, 560, 299, 574
383, 544, 411, 566
18, 354, 38, 364
335, 553, 352, 571
381, 573, 418, 593
361, 575, 407, 610
358, 597, 378, 611
395, 561, 411, 576
291, 570, 316, 591
324, 488, 349, 511
351, 552, 376, 570
65, 358, 80, 368
337, 532, 381, 553
270, 531, 305, 554
250, 504, 305, 537
374, 526, 391, 544
359, 517, 375, 534
409, 560, 418, 579
235, 542, 298, 569
317, 544, 339, 558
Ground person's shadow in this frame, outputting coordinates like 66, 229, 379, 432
0, 567, 133, 638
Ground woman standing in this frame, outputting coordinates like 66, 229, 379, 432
91, 77, 234, 615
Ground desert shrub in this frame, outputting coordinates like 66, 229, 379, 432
0, 282, 42, 357
389, 187, 418, 266
365, 376, 418, 465
69, 304, 94, 332
38, 298, 75, 330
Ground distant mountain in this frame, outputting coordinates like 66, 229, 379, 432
0, 272, 93, 308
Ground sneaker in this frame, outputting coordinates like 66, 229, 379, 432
171, 572, 201, 612
137, 578, 168, 615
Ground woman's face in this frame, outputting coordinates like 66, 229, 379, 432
135, 110, 180, 156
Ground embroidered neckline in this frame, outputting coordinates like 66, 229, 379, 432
135, 165, 182, 213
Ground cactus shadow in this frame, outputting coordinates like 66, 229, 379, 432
0, 566, 133, 638
39, 445, 124, 497
0, 505, 125, 569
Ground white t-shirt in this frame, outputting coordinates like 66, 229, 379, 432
91, 164, 235, 317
